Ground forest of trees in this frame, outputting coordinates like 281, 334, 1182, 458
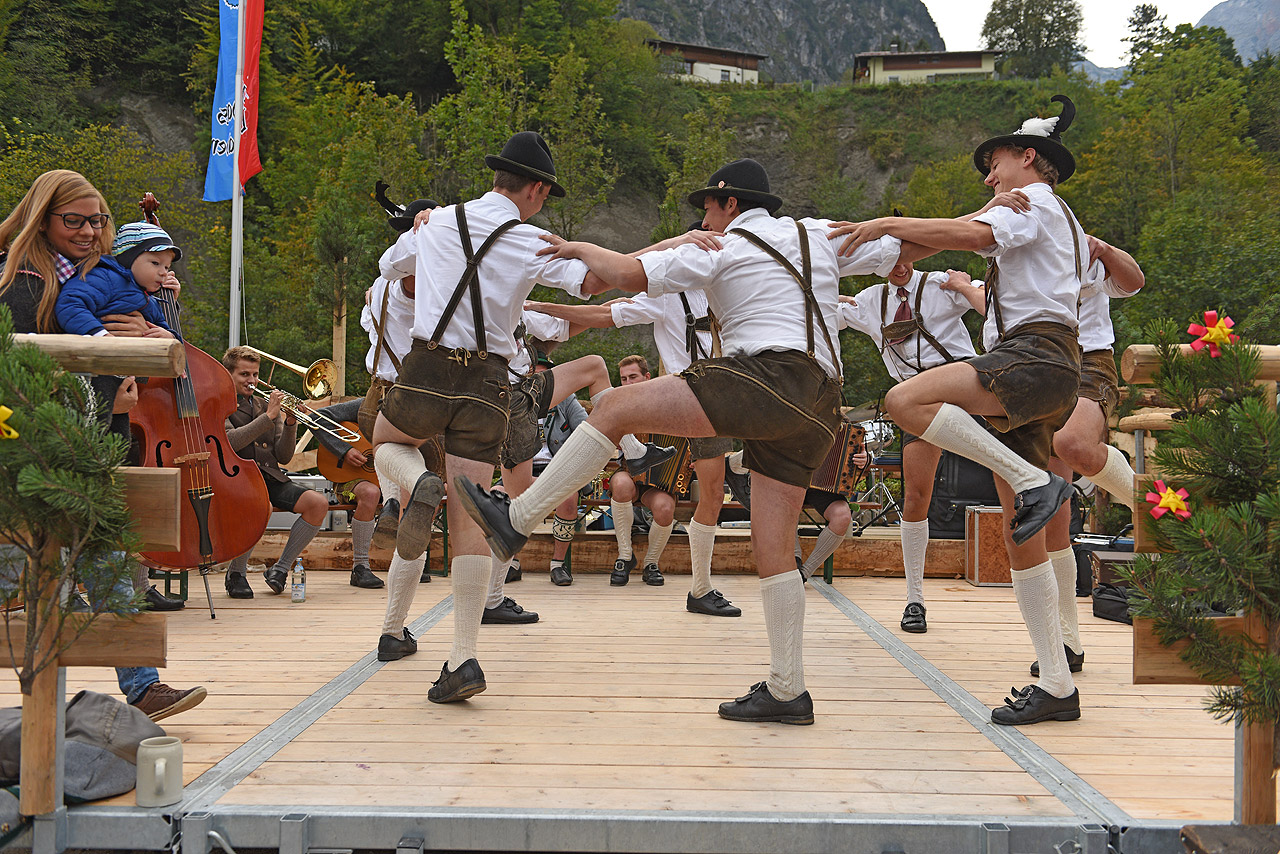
1, 0, 1278, 406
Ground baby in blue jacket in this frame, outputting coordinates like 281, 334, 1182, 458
55, 221, 180, 336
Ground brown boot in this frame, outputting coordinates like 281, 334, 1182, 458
131, 683, 208, 722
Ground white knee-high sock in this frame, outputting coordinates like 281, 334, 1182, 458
509, 423, 615, 534
1012, 560, 1074, 698
921, 403, 1049, 493
381, 477, 400, 506
900, 519, 930, 605
1048, 547, 1082, 654
801, 526, 845, 581
448, 554, 492, 669
644, 520, 674, 566
761, 572, 806, 701
1089, 445, 1136, 510
381, 549, 425, 635
688, 519, 717, 597
794, 531, 803, 561
485, 553, 511, 609
374, 442, 427, 495
611, 499, 634, 560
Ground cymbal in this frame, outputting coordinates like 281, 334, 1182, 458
841, 403, 879, 422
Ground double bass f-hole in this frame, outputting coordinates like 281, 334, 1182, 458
206, 434, 241, 478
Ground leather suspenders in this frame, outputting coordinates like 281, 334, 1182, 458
428, 201, 521, 358
985, 193, 1083, 344
728, 221, 842, 377
678, 292, 712, 360
877, 273, 957, 367
368, 283, 403, 379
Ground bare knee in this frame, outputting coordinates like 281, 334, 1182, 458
649, 493, 675, 526
826, 502, 852, 536
610, 474, 636, 503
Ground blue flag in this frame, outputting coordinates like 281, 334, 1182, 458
203, 0, 242, 202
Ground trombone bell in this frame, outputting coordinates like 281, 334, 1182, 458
244, 346, 336, 400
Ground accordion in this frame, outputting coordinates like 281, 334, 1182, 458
809, 420, 867, 496
635, 434, 695, 498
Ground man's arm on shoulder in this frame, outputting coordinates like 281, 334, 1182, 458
1088, 236, 1144, 295
523, 301, 618, 329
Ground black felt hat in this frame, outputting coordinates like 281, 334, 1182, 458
973, 95, 1077, 183
388, 198, 440, 234
687, 159, 783, 214
485, 131, 566, 198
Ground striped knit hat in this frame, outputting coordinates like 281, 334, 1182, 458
112, 221, 183, 268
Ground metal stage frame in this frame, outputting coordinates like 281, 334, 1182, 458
21, 583, 1218, 854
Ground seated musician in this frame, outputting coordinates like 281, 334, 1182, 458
603, 356, 739, 616
220, 346, 328, 598
837, 265, 982, 634
308, 396, 385, 590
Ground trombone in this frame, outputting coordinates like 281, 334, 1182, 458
243, 347, 361, 445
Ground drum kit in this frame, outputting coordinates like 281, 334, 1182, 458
845, 402, 903, 531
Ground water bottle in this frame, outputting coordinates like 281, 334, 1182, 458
290, 558, 306, 603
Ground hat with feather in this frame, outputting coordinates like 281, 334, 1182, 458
375, 181, 439, 233
973, 94, 1077, 183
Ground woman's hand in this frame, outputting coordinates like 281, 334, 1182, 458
101, 312, 150, 337
112, 377, 139, 414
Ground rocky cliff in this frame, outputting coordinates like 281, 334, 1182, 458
615, 0, 944, 85
1200, 0, 1280, 62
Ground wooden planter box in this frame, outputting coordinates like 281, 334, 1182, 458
1132, 615, 1255, 686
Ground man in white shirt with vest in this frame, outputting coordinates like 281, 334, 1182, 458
838, 263, 982, 633
828, 95, 1092, 726
456, 158, 914, 724
372, 131, 592, 703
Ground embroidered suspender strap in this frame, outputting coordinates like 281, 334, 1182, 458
728, 223, 841, 375
429, 201, 522, 356
1051, 194, 1083, 282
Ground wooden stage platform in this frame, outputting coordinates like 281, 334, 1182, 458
9, 568, 1260, 853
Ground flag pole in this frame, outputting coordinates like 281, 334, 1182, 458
228, 0, 247, 348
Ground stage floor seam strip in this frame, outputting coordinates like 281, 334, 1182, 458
815, 579, 1132, 828
177, 596, 456, 813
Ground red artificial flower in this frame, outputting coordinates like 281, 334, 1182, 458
1145, 479, 1191, 521
1187, 310, 1239, 357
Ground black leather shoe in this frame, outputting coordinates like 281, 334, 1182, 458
724, 458, 751, 510
350, 564, 384, 589
642, 563, 664, 586
372, 498, 400, 551
687, 589, 741, 617
796, 555, 811, 583
377, 628, 417, 661
143, 585, 185, 611
263, 567, 287, 595
900, 602, 927, 633
991, 684, 1080, 725
1010, 474, 1073, 546
611, 555, 636, 586
1030, 644, 1085, 676
718, 681, 814, 725
482, 597, 539, 624
505, 561, 522, 583
428, 658, 486, 703
397, 472, 445, 561
550, 565, 572, 586
453, 476, 527, 562
419, 567, 432, 583
224, 573, 253, 599
625, 443, 677, 476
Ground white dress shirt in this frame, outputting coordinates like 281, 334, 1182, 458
508, 309, 570, 379
839, 270, 979, 383
610, 290, 713, 374
972, 182, 1087, 333
979, 257, 1135, 352
361, 266, 416, 381
639, 207, 901, 378
380, 191, 588, 363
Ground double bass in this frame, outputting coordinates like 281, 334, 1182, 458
129, 193, 270, 618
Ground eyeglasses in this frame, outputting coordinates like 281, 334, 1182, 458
48, 212, 111, 229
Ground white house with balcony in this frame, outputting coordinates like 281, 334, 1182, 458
648, 39, 767, 85
853, 49, 1000, 85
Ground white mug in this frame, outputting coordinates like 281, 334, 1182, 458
135, 735, 183, 807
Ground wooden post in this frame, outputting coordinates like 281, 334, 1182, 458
1239, 612, 1276, 825
20, 335, 186, 377
1121, 344, 1280, 384
332, 295, 346, 399
19, 565, 61, 817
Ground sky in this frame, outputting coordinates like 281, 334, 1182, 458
921, 0, 1226, 68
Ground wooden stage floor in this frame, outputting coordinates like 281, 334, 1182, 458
12, 567, 1260, 853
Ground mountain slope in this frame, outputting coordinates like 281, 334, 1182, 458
615, 0, 944, 84
1199, 0, 1280, 62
